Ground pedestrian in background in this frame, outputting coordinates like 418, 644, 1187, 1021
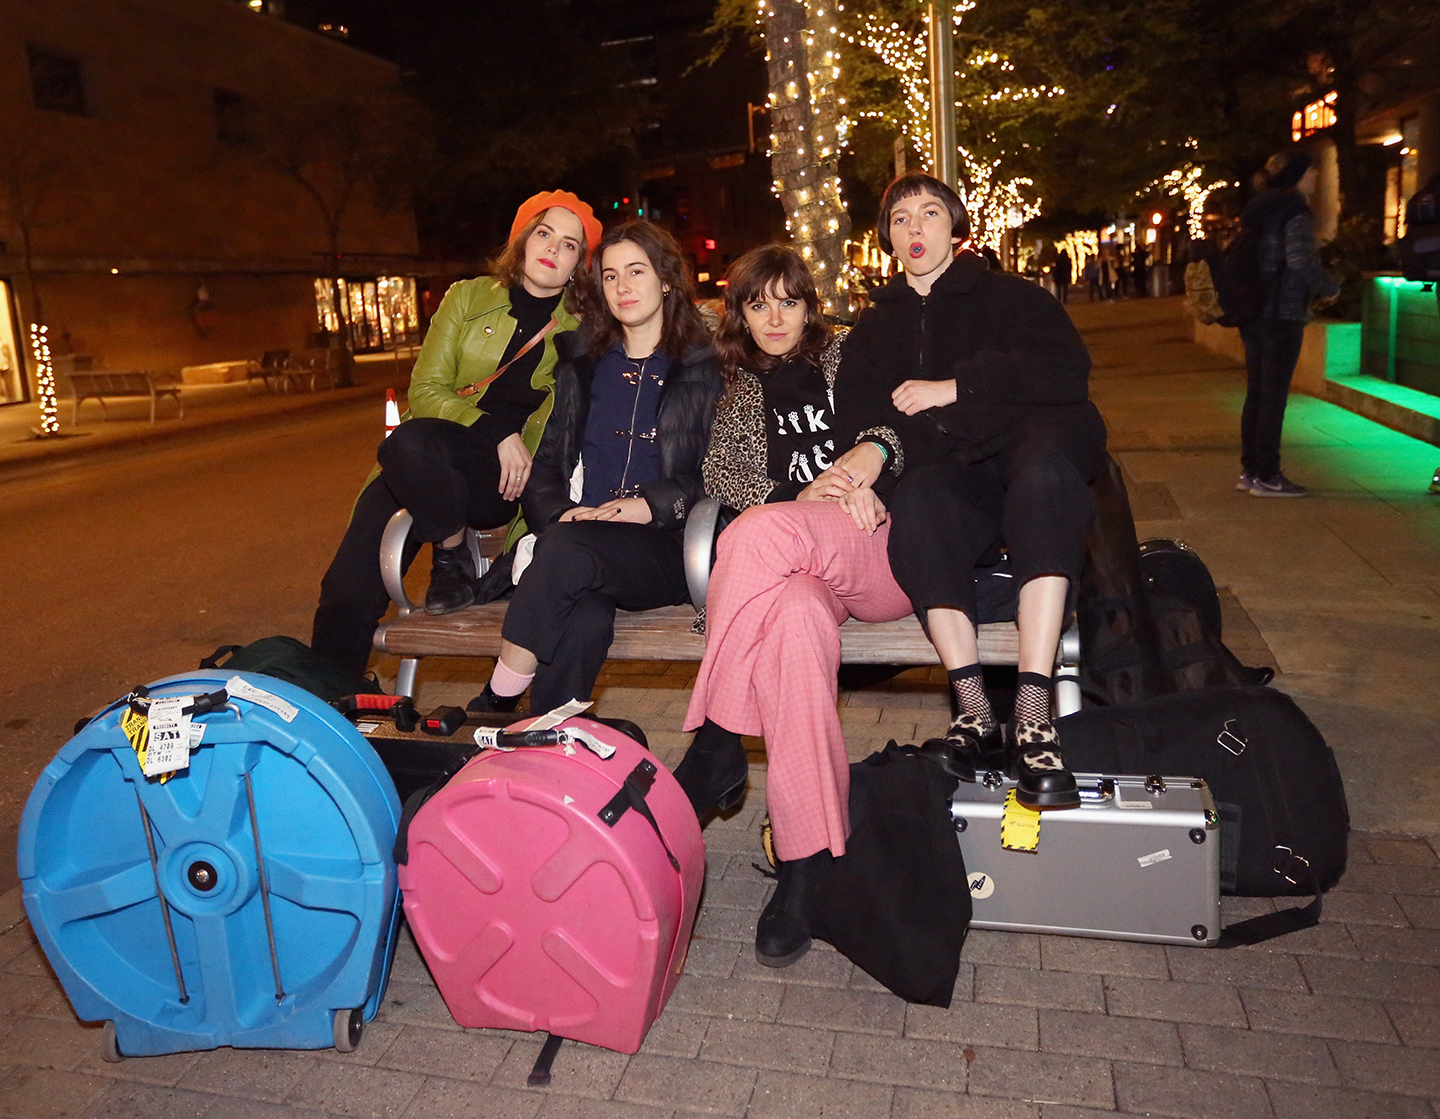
1054, 249, 1073, 304
1084, 255, 1100, 301
1237, 149, 1339, 497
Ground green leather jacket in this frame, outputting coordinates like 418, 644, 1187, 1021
403, 275, 579, 449
358, 276, 580, 500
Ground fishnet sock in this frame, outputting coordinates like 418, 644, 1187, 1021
947, 664, 995, 731
1013, 671, 1054, 726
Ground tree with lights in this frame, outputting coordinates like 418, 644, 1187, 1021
757, 0, 856, 318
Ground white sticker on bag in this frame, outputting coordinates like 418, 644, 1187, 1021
226, 676, 298, 723
967, 871, 996, 900
1137, 849, 1173, 868
144, 698, 193, 777
565, 727, 616, 760
188, 721, 205, 747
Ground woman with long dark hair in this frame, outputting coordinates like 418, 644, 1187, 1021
311, 192, 601, 679
467, 220, 723, 714
671, 244, 917, 969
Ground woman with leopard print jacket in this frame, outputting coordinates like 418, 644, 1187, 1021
672, 244, 918, 970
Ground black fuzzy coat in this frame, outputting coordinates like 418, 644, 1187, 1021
835, 251, 1095, 495
522, 331, 723, 532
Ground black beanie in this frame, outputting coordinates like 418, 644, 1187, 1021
1267, 150, 1314, 191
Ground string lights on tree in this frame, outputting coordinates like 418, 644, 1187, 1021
1143, 146, 1232, 240
849, 6, 1054, 249
29, 323, 59, 436
758, 0, 857, 317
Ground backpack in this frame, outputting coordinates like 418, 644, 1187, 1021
1057, 687, 1349, 898
199, 636, 382, 704
1211, 229, 1269, 328
1183, 260, 1224, 324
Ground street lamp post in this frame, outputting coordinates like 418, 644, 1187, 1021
927, 0, 957, 191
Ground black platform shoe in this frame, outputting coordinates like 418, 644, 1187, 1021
937, 714, 1006, 773
673, 720, 748, 820
1007, 718, 1080, 809
755, 848, 832, 968
467, 681, 520, 714
425, 544, 476, 615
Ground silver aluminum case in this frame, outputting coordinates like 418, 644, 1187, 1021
952, 773, 1221, 947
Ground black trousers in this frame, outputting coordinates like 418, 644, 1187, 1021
1239, 317, 1305, 481
887, 407, 1108, 627
501, 520, 690, 713
311, 416, 516, 679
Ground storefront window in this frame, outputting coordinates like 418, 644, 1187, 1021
0, 280, 30, 405
313, 276, 419, 352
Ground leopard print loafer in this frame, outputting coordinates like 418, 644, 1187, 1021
1007, 718, 1080, 809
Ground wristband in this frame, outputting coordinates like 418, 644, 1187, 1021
868, 440, 890, 464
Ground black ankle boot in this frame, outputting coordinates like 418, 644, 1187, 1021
1007, 718, 1080, 809
672, 720, 747, 820
467, 681, 520, 714
425, 544, 475, 615
755, 848, 832, 968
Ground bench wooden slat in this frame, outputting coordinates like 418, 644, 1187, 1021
376, 602, 1021, 665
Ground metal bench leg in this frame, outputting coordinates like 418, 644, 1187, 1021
1054, 624, 1083, 717
395, 658, 419, 699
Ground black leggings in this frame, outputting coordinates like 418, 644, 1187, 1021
501, 520, 691, 712
310, 416, 516, 678
887, 408, 1108, 627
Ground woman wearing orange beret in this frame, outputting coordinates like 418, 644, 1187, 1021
312, 191, 603, 680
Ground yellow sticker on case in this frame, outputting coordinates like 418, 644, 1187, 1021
1000, 789, 1041, 853
120, 706, 176, 784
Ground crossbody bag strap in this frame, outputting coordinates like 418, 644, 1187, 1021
455, 316, 559, 399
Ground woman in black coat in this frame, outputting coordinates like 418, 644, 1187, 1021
469, 220, 722, 714
829, 174, 1108, 809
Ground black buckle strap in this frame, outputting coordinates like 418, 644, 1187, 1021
1217, 847, 1323, 948
527, 1032, 564, 1087
598, 760, 681, 872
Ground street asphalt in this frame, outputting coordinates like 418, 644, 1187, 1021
0, 296, 1436, 1117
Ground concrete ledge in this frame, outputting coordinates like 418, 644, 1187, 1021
1326, 374, 1440, 446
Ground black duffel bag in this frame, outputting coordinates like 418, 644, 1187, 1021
1057, 687, 1348, 898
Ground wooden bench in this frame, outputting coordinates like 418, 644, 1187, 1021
70, 371, 183, 425
371, 508, 1083, 715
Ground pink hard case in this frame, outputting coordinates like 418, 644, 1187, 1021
398, 716, 706, 1054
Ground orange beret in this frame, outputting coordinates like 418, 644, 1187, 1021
509, 191, 604, 263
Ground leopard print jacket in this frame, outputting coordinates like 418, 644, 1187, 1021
700, 331, 850, 511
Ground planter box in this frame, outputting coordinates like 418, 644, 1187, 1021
1188, 317, 1360, 395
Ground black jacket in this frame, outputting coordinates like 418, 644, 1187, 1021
523, 330, 724, 532
835, 251, 1094, 494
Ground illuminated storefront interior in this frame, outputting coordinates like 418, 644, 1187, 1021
0, 280, 29, 406
313, 276, 420, 352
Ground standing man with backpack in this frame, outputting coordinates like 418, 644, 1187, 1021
1234, 149, 1339, 497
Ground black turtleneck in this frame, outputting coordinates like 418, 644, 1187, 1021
481, 285, 564, 437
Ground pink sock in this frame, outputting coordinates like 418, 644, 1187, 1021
490, 659, 535, 698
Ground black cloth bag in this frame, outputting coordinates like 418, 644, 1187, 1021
808, 742, 971, 1006
1058, 687, 1349, 897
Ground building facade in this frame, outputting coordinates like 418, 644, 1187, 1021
0, 0, 420, 403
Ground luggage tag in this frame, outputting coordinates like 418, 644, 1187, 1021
1000, 789, 1042, 853
471, 700, 616, 759
122, 696, 208, 783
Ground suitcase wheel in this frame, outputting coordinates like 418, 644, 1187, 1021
333, 1008, 364, 1053
98, 1021, 123, 1064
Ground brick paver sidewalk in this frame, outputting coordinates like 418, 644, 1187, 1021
0, 806, 1436, 1118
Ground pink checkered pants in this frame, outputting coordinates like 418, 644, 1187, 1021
683, 501, 912, 860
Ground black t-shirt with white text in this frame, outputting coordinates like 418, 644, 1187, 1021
761, 357, 834, 503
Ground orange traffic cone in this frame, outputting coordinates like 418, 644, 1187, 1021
384, 389, 400, 438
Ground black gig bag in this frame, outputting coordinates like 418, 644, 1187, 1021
808, 743, 971, 1007
1057, 687, 1349, 898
